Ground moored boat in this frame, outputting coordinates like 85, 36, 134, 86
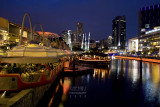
0, 42, 73, 91
79, 52, 111, 63
0, 12, 74, 91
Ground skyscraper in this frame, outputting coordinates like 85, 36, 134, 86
77, 22, 83, 41
112, 16, 126, 49
139, 4, 160, 35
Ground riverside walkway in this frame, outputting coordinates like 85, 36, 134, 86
115, 56, 160, 63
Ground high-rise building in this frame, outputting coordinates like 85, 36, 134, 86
138, 4, 160, 52
77, 22, 83, 41
112, 16, 126, 49
139, 4, 160, 35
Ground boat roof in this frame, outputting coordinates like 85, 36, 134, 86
0, 43, 73, 64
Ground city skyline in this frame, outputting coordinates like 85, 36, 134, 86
1, 1, 160, 106
0, 0, 160, 40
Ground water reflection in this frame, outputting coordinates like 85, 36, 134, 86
93, 68, 111, 80
40, 59, 160, 107
142, 62, 160, 105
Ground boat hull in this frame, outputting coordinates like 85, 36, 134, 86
0, 62, 64, 91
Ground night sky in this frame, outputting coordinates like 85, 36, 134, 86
0, 0, 160, 40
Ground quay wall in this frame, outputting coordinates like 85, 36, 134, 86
8, 83, 51, 107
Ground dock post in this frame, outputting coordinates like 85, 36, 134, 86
73, 61, 75, 72
140, 58, 142, 79
62, 62, 64, 83
73, 57, 76, 72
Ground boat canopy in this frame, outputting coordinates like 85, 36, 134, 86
0, 43, 72, 64
6, 43, 64, 57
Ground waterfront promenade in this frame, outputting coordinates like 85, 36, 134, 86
115, 56, 160, 63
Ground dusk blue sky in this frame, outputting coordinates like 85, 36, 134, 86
0, 0, 160, 40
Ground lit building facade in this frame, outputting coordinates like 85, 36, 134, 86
139, 4, 160, 35
139, 27, 160, 52
100, 36, 112, 49
0, 17, 36, 44
37, 31, 60, 47
128, 36, 139, 52
62, 30, 76, 44
138, 4, 160, 54
112, 16, 126, 49
9, 22, 31, 43
107, 36, 113, 46
62, 30, 75, 50
0, 17, 9, 42
38, 31, 60, 40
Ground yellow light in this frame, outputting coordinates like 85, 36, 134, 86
16, 39, 19, 42
156, 46, 160, 48
152, 64, 160, 89
58, 103, 64, 107
61, 95, 66, 102
55, 84, 59, 93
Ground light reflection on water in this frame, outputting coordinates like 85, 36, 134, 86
46, 59, 160, 107
93, 68, 111, 80
143, 62, 160, 104
111, 59, 160, 106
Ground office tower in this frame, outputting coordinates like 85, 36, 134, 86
112, 15, 126, 49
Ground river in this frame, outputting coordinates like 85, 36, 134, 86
38, 59, 160, 107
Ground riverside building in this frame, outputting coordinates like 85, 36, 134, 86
138, 4, 160, 54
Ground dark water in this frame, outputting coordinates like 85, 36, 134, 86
38, 59, 160, 107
